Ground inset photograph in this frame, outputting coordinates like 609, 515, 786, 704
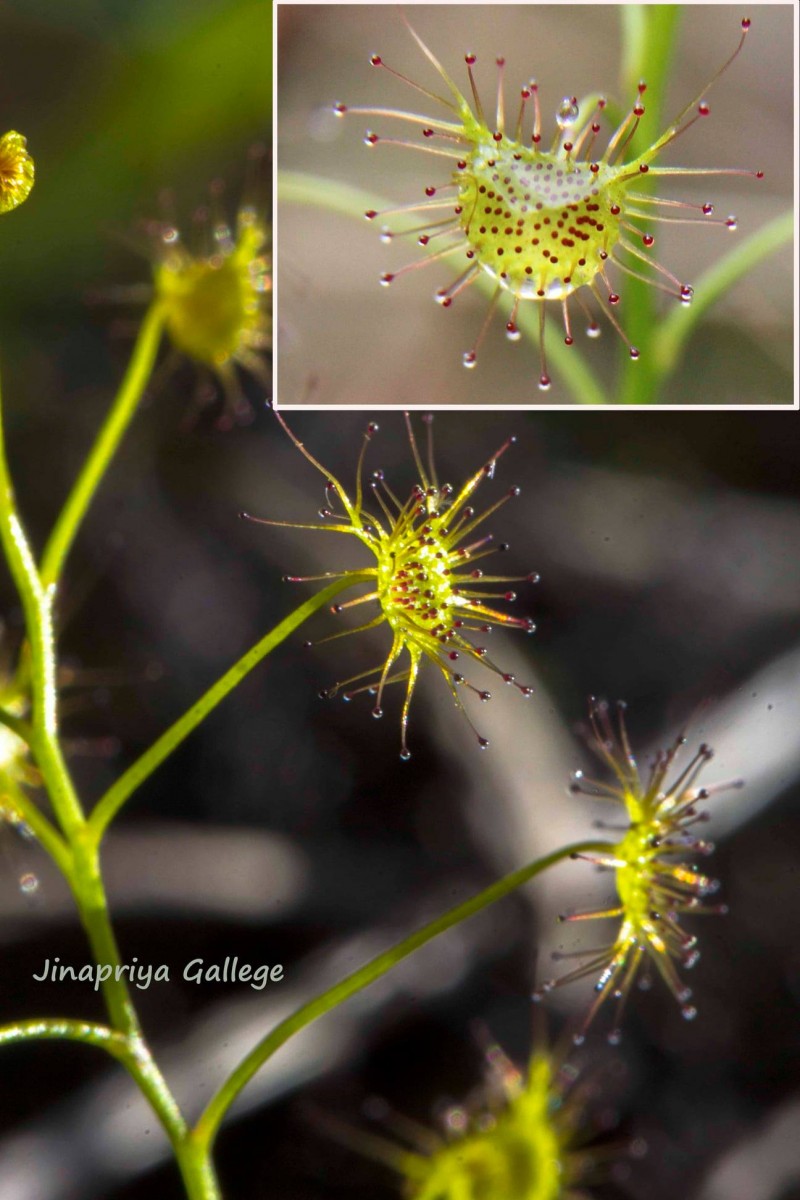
277, 4, 795, 407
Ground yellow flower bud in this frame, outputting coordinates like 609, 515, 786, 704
0, 131, 34, 214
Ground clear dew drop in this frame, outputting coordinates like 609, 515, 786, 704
681, 1004, 698, 1021
19, 872, 40, 896
556, 97, 579, 130
586, 323, 601, 339
463, 350, 478, 369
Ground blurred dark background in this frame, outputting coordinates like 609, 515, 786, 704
2, 2, 800, 1200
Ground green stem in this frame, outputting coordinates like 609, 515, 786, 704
0, 1017, 128, 1055
174, 1138, 223, 1200
193, 838, 611, 1153
0, 366, 195, 1171
68, 832, 143, 1035
0, 375, 85, 837
0, 706, 33, 743
89, 574, 373, 842
4, 776, 71, 876
39, 301, 165, 591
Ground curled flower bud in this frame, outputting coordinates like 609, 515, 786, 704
244, 414, 538, 760
0, 131, 34, 214
535, 699, 742, 1042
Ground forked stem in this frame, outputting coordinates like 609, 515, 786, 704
39, 300, 166, 591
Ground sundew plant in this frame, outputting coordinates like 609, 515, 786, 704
278, 5, 794, 406
3, 367, 799, 1196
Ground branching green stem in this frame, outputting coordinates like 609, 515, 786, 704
0, 368, 199, 1177
39, 301, 165, 591
89, 573, 373, 842
193, 838, 612, 1151
4, 775, 71, 875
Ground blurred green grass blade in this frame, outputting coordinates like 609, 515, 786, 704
651, 209, 794, 382
279, 171, 610, 406
617, 5, 681, 404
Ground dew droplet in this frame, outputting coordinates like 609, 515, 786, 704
681, 1004, 698, 1021
586, 323, 601, 339
399, 748, 411, 762
19, 872, 39, 896
538, 374, 551, 391
725, 216, 737, 231
555, 97, 579, 130
463, 351, 477, 369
